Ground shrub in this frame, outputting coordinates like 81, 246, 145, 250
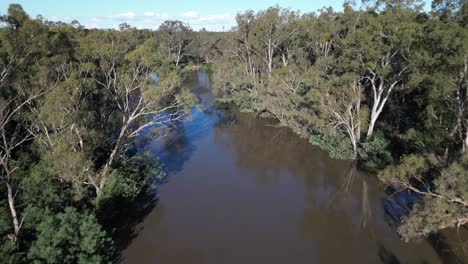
28, 207, 113, 264
358, 131, 393, 169
309, 130, 356, 160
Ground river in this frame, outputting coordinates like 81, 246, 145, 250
122, 71, 467, 264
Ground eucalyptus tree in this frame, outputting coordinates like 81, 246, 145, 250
158, 20, 193, 66
348, 9, 419, 138
250, 7, 298, 75
379, 153, 468, 241
0, 5, 62, 244
89, 34, 196, 194
411, 6, 468, 156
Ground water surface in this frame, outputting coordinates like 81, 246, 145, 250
123, 71, 467, 264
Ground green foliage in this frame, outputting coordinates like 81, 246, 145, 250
0, 0, 466, 258
98, 155, 165, 202
397, 154, 468, 241
27, 207, 113, 264
434, 154, 468, 201
204, 62, 214, 72
19, 163, 74, 229
211, 1, 468, 241
309, 131, 356, 160
358, 131, 393, 169
378, 154, 429, 187
0, 3, 199, 262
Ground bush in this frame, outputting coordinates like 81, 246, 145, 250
309, 130, 356, 160
28, 207, 113, 264
98, 155, 165, 202
358, 131, 393, 169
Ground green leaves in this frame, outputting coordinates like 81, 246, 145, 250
396, 154, 468, 241
378, 154, 428, 187
28, 207, 113, 264
98, 155, 164, 201
310, 130, 357, 160
358, 131, 393, 169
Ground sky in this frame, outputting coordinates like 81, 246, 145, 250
0, 0, 432, 31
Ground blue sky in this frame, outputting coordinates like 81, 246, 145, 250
1, 0, 432, 31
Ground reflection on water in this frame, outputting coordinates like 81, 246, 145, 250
122, 72, 467, 264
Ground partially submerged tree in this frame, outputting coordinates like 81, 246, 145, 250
379, 154, 468, 240
93, 34, 196, 194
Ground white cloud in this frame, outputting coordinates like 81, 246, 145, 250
88, 23, 101, 29
199, 13, 231, 21
114, 12, 137, 19
39, 10, 235, 31
182, 11, 199, 19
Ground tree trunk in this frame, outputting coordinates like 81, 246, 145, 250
6, 178, 20, 242
98, 122, 129, 194
281, 53, 287, 67
351, 136, 358, 154
367, 116, 377, 138
463, 129, 468, 154
267, 39, 273, 74
175, 44, 182, 66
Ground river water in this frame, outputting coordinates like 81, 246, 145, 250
122, 71, 467, 264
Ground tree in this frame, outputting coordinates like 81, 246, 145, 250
378, 154, 468, 240
316, 76, 365, 154
158, 21, 192, 66
92, 34, 196, 194
0, 4, 197, 261
350, 10, 418, 138
0, 10, 61, 242
2, 4, 29, 29
27, 207, 113, 264
250, 7, 297, 75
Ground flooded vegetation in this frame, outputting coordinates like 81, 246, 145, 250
122, 72, 468, 263
0, 2, 466, 263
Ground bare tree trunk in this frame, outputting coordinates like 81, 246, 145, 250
463, 129, 468, 154
6, 179, 20, 240
2, 160, 20, 242
98, 122, 129, 194
367, 116, 378, 138
267, 38, 273, 74
281, 53, 288, 67
366, 79, 400, 138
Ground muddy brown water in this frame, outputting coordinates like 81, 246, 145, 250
122, 71, 467, 264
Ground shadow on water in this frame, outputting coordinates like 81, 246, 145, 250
381, 183, 468, 263
103, 71, 223, 262
121, 71, 467, 263
96, 190, 159, 263
382, 186, 422, 229
427, 232, 468, 264
138, 70, 230, 178
145, 106, 228, 178
378, 244, 401, 264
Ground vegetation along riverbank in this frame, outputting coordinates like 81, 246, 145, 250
0, 0, 467, 262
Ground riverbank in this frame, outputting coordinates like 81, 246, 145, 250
122, 71, 468, 263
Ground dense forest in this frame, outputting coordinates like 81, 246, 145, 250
0, 0, 467, 263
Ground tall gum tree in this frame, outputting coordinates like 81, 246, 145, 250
0, 5, 60, 243
91, 35, 196, 194
350, 9, 418, 138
